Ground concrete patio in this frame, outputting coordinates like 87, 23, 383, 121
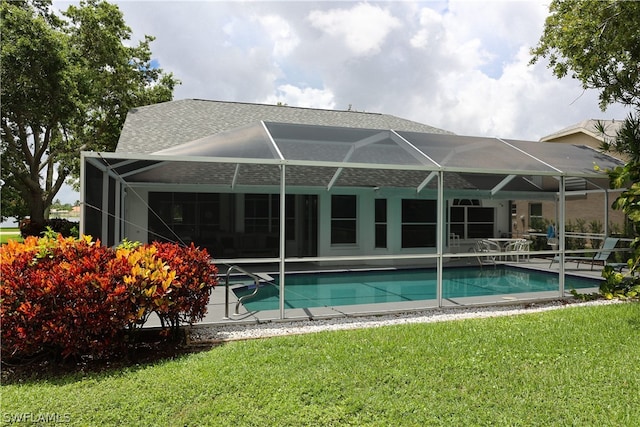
146, 255, 613, 328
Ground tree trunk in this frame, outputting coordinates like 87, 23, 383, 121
28, 190, 46, 228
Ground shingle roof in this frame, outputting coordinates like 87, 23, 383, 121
116, 99, 453, 154
540, 119, 623, 142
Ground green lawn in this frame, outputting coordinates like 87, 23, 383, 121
0, 227, 21, 244
2, 303, 639, 426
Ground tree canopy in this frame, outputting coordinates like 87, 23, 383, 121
531, 0, 640, 110
1, 0, 179, 225
533, 0, 640, 298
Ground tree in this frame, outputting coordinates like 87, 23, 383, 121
533, 0, 640, 299
0, 0, 179, 227
531, 0, 640, 110
597, 114, 640, 299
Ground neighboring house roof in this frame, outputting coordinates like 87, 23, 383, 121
116, 99, 453, 154
540, 119, 622, 143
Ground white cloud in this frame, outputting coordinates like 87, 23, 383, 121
255, 14, 300, 57
41, 0, 632, 210
51, 0, 632, 141
308, 3, 401, 56
262, 84, 336, 110
409, 7, 444, 49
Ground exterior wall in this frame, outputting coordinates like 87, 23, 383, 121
512, 191, 626, 236
120, 186, 515, 259
492, 200, 511, 239
533, 128, 628, 235
543, 134, 601, 149
291, 188, 444, 258
512, 199, 556, 235
565, 192, 625, 231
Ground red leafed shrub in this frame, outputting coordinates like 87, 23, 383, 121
153, 242, 218, 330
113, 242, 218, 333
0, 235, 133, 359
114, 244, 178, 330
1, 235, 218, 361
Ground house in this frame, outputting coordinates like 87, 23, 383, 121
81, 99, 622, 262
80, 99, 628, 320
540, 119, 623, 149
512, 119, 627, 239
115, 99, 452, 154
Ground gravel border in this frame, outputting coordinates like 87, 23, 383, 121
187, 298, 620, 345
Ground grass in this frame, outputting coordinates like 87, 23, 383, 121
0, 227, 21, 244
2, 303, 640, 426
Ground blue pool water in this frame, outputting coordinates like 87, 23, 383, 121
232, 266, 600, 312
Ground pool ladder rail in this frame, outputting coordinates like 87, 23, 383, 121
224, 265, 274, 318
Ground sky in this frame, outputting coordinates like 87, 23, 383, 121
48, 0, 630, 205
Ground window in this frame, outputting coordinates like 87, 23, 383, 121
244, 194, 295, 238
331, 195, 357, 244
245, 194, 277, 233
467, 207, 494, 238
529, 203, 543, 230
375, 199, 387, 248
453, 199, 480, 206
402, 199, 436, 248
148, 192, 221, 243
450, 202, 495, 239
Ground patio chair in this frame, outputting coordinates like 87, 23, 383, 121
519, 240, 532, 261
472, 239, 500, 267
505, 239, 530, 262
549, 237, 620, 270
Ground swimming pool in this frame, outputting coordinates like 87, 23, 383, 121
232, 266, 601, 312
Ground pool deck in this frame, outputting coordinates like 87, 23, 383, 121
147, 256, 611, 328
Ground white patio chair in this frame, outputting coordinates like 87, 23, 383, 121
472, 239, 500, 267
503, 239, 531, 262
549, 237, 619, 270
504, 239, 524, 262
